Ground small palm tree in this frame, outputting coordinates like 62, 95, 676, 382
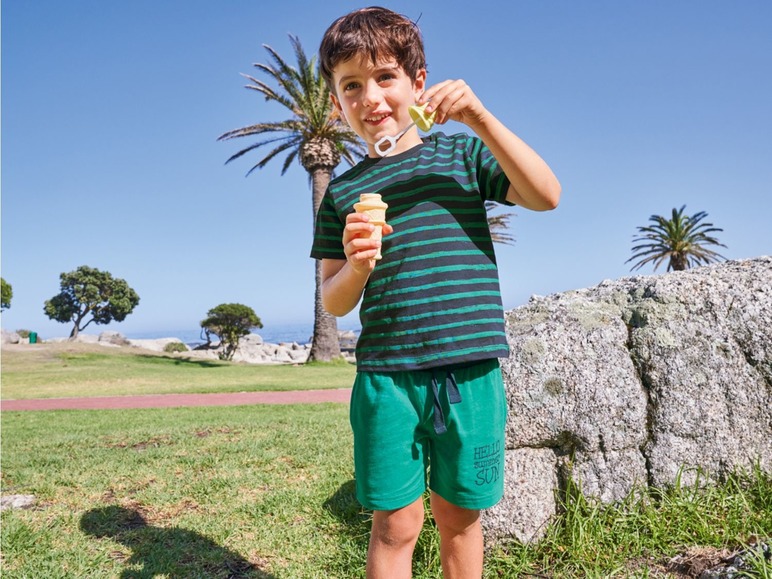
485, 201, 515, 246
626, 205, 727, 272
218, 36, 365, 362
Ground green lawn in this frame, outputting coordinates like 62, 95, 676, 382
1, 405, 367, 577
1, 342, 356, 399
1, 343, 770, 577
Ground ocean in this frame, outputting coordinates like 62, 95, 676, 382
122, 322, 360, 348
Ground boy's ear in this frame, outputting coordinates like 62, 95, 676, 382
413, 69, 427, 97
330, 93, 346, 123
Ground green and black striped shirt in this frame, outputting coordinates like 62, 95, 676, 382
310, 132, 512, 372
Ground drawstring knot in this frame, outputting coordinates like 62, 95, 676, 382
430, 370, 463, 434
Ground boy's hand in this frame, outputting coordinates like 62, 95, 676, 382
420, 79, 562, 212
419, 80, 490, 129
343, 212, 393, 274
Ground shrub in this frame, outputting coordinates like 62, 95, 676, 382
163, 342, 188, 354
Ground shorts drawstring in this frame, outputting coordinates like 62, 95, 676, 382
430, 370, 463, 435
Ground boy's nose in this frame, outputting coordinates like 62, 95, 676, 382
361, 81, 383, 108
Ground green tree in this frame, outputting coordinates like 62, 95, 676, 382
200, 303, 263, 361
626, 205, 727, 272
43, 266, 140, 339
1, 277, 12, 311
218, 35, 365, 363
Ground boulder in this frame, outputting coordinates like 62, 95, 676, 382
339, 330, 359, 350
99, 331, 130, 346
188, 333, 312, 364
1, 330, 20, 344
483, 256, 772, 543
128, 337, 188, 352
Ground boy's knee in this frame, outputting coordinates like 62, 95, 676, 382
431, 493, 480, 534
371, 500, 424, 547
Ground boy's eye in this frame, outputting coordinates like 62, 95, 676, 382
378, 73, 395, 83
343, 81, 360, 92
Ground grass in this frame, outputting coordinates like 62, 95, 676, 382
2, 405, 770, 578
1, 342, 356, 399
2, 344, 770, 577
488, 468, 772, 577
1, 405, 360, 577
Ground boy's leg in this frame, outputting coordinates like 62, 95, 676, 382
367, 497, 425, 579
430, 492, 483, 579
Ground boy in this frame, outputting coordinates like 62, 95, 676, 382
311, 7, 560, 578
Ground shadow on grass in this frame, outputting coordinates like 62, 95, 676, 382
80, 505, 274, 578
323, 479, 371, 570
135, 354, 227, 368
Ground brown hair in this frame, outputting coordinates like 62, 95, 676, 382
319, 6, 426, 93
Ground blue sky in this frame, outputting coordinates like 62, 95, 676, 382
2, 0, 771, 340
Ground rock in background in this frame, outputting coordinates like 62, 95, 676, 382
483, 256, 772, 544
1, 329, 21, 344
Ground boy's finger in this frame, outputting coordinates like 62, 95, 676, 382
346, 212, 372, 224
347, 237, 380, 253
344, 222, 376, 239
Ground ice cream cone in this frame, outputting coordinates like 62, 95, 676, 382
354, 193, 389, 260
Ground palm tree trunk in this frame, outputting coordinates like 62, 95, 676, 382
670, 254, 688, 271
310, 260, 341, 361
308, 166, 342, 362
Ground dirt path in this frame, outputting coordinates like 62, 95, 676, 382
1, 389, 352, 411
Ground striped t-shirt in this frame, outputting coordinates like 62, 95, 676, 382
310, 132, 512, 372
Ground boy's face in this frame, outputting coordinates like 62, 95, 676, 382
330, 55, 426, 158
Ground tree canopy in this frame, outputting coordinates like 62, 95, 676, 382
626, 206, 727, 272
1, 278, 12, 311
201, 303, 263, 361
218, 35, 364, 177
43, 266, 140, 338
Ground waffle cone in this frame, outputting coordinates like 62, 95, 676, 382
354, 194, 389, 260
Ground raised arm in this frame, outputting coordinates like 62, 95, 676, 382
420, 79, 561, 211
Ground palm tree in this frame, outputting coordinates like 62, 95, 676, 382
218, 35, 365, 362
626, 205, 727, 272
485, 201, 515, 246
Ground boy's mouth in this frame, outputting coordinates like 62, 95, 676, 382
365, 113, 391, 125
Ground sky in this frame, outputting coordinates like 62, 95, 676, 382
2, 0, 771, 340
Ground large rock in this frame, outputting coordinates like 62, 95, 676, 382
1, 330, 20, 344
189, 334, 312, 364
128, 337, 188, 352
483, 256, 772, 543
99, 331, 130, 346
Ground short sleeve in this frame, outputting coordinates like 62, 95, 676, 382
310, 187, 346, 260
468, 137, 514, 206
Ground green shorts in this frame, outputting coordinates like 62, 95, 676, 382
350, 359, 507, 511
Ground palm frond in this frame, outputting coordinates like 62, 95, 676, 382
223, 134, 301, 165
241, 75, 299, 114
245, 138, 303, 177
218, 120, 304, 142
485, 201, 516, 246
281, 149, 299, 175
